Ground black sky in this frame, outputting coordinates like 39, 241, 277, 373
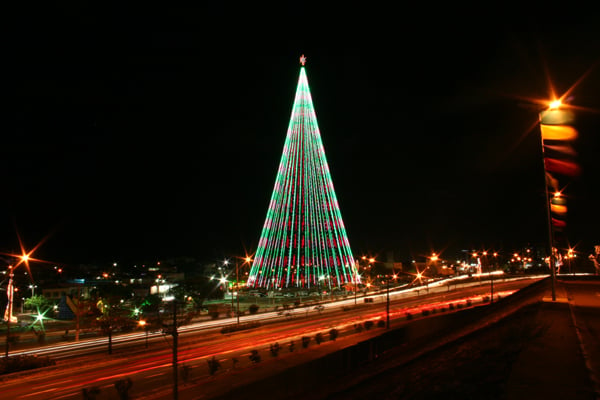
4, 4, 600, 267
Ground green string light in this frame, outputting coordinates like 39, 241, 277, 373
249, 62, 357, 289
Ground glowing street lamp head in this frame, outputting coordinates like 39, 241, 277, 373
548, 99, 562, 110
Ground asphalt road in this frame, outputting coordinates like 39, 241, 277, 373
0, 275, 543, 400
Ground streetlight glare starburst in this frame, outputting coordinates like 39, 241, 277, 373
504, 63, 599, 162
548, 99, 562, 110
2, 232, 54, 279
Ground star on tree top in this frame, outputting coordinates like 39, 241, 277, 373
299, 54, 307, 66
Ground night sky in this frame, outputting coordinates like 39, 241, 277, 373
4, 5, 600, 267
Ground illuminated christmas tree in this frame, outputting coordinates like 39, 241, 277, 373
247, 55, 357, 290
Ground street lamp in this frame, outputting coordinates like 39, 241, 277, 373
138, 320, 148, 348
223, 260, 234, 317
539, 99, 577, 301
386, 273, 398, 329
28, 284, 37, 298
354, 261, 360, 305
235, 256, 253, 325
4, 253, 31, 358
567, 248, 574, 274
318, 275, 325, 300
490, 252, 498, 303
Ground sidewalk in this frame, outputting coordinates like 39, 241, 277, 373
504, 280, 596, 399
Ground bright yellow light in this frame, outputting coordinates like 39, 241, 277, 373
548, 99, 562, 110
369, 258, 375, 263
138, 320, 146, 326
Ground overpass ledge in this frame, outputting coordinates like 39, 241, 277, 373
542, 296, 569, 303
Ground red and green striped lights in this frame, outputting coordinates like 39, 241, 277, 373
248, 58, 357, 290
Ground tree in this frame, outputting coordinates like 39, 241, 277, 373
24, 295, 52, 312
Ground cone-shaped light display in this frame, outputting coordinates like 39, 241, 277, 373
248, 57, 357, 290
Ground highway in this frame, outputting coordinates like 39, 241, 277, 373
0, 274, 545, 400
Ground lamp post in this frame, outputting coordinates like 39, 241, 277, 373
569, 248, 575, 275
490, 252, 497, 303
386, 278, 390, 328
354, 261, 359, 305
4, 254, 31, 358
238, 257, 252, 325
386, 273, 397, 329
318, 275, 325, 301
234, 260, 239, 324
222, 259, 235, 318
539, 100, 576, 301
4, 265, 15, 358
138, 320, 148, 348
28, 284, 37, 298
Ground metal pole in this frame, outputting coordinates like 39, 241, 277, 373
173, 301, 178, 400
230, 278, 234, 318
5, 269, 14, 358
5, 312, 8, 358
489, 265, 494, 304
76, 285, 81, 341
386, 279, 390, 329
540, 112, 556, 301
354, 277, 357, 305
236, 261, 240, 325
